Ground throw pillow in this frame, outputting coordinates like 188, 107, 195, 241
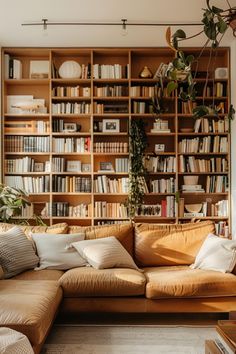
31, 232, 87, 270
71, 236, 139, 270
0, 226, 39, 278
190, 233, 236, 273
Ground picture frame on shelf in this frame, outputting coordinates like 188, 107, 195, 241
155, 144, 165, 152
63, 123, 77, 133
98, 162, 114, 173
81, 163, 91, 172
66, 160, 82, 172
102, 119, 120, 133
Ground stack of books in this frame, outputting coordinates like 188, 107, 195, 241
181, 184, 205, 193
214, 320, 236, 354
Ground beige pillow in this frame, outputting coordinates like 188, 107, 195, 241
0, 222, 68, 238
31, 232, 86, 270
190, 233, 236, 273
72, 236, 139, 270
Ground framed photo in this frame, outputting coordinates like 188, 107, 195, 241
102, 119, 120, 133
66, 160, 81, 172
81, 163, 91, 172
99, 162, 114, 172
63, 123, 77, 132
155, 144, 165, 152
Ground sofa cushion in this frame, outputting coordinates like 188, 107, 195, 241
144, 266, 236, 299
59, 267, 146, 297
72, 236, 139, 270
0, 226, 39, 278
12, 269, 64, 281
0, 222, 68, 238
0, 266, 4, 280
135, 221, 215, 266
31, 232, 86, 270
190, 233, 236, 273
0, 280, 62, 346
68, 222, 134, 255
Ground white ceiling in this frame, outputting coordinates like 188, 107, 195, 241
0, 0, 236, 47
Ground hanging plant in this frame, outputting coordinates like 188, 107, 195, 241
128, 119, 148, 218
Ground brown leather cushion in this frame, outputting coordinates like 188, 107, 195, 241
0, 280, 62, 346
59, 267, 146, 297
12, 269, 64, 281
144, 266, 236, 299
68, 222, 134, 255
135, 221, 215, 266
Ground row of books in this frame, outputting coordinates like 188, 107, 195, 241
206, 175, 228, 193
4, 55, 22, 79
93, 64, 129, 79
42, 202, 92, 217
179, 155, 228, 173
52, 158, 91, 173
202, 82, 227, 97
52, 137, 91, 153
52, 86, 91, 98
144, 156, 176, 173
5, 157, 49, 173
94, 142, 128, 153
114, 158, 129, 173
94, 85, 128, 97
94, 202, 129, 218
93, 102, 128, 114
178, 136, 228, 153
194, 117, 229, 133
132, 101, 146, 114
5, 136, 50, 153
150, 177, 176, 193
52, 176, 91, 193
215, 222, 229, 237
5, 175, 50, 193
136, 196, 176, 217
94, 176, 129, 194
52, 102, 91, 115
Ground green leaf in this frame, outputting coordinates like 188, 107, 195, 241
204, 22, 217, 40
193, 105, 209, 118
167, 81, 178, 96
217, 17, 228, 34
173, 29, 186, 39
212, 6, 223, 14
185, 55, 194, 66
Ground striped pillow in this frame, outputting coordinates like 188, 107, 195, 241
71, 236, 139, 270
0, 226, 39, 278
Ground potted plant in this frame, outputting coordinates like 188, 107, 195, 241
165, 0, 236, 121
0, 184, 31, 223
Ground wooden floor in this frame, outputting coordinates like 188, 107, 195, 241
56, 312, 229, 326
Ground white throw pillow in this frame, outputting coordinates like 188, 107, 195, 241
190, 233, 236, 273
31, 232, 87, 270
71, 236, 139, 270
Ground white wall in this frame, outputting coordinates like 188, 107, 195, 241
230, 41, 236, 237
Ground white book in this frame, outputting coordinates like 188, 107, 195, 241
13, 59, 22, 79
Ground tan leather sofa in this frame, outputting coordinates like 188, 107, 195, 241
1, 220, 236, 353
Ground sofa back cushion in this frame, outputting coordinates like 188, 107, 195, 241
134, 221, 215, 266
0, 222, 68, 238
68, 222, 134, 255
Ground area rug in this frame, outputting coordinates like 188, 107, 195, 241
42, 325, 216, 354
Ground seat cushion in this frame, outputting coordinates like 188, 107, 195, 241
135, 221, 215, 266
68, 222, 134, 255
59, 267, 146, 297
0, 280, 62, 346
144, 266, 236, 299
12, 269, 64, 281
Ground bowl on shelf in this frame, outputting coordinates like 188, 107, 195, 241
185, 204, 202, 213
183, 175, 199, 185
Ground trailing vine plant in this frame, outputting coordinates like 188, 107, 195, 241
128, 119, 148, 218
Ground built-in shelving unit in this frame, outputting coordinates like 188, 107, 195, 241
1, 47, 230, 234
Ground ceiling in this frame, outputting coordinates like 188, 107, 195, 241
0, 0, 236, 47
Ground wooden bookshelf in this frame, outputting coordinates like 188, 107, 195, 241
1, 47, 231, 233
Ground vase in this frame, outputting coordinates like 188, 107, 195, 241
139, 66, 153, 78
